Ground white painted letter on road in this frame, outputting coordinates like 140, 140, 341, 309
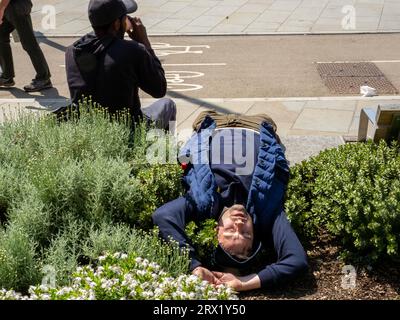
42, 5, 57, 31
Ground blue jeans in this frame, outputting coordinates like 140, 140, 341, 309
142, 98, 177, 132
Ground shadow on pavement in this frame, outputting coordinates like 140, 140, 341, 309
0, 86, 68, 100
36, 32, 68, 52
167, 90, 234, 114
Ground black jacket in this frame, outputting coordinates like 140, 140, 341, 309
65, 33, 167, 121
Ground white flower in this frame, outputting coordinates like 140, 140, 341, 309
135, 256, 142, 262
142, 291, 154, 298
136, 270, 146, 277
188, 275, 198, 282
110, 266, 122, 275
40, 294, 51, 300
141, 259, 149, 268
179, 292, 188, 299
39, 284, 49, 292
74, 277, 82, 283
154, 288, 164, 296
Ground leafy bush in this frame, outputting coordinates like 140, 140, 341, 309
285, 140, 400, 263
0, 252, 237, 300
43, 220, 87, 287
186, 219, 218, 262
135, 164, 183, 229
0, 103, 184, 291
0, 225, 41, 292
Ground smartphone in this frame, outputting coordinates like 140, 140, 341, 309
125, 16, 133, 32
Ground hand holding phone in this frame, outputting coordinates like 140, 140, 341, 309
125, 16, 133, 33
126, 16, 151, 50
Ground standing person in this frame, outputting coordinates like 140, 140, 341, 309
152, 111, 308, 292
65, 0, 176, 131
0, 0, 52, 91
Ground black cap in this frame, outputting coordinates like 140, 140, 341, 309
88, 0, 138, 27
213, 240, 262, 269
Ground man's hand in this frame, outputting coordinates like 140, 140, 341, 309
192, 266, 221, 286
126, 16, 151, 50
213, 271, 261, 292
212, 272, 243, 291
0, 9, 4, 25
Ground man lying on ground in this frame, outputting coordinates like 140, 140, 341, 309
153, 111, 308, 292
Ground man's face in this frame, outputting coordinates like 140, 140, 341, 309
216, 204, 254, 259
115, 15, 128, 39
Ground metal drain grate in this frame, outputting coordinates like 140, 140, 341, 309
317, 62, 384, 77
324, 76, 398, 95
317, 62, 398, 95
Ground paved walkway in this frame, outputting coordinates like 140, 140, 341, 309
1, 96, 399, 164
4, 1, 400, 162
30, 0, 400, 36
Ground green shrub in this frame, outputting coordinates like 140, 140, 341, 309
42, 220, 88, 287
0, 225, 41, 292
6, 189, 51, 248
285, 140, 400, 263
135, 164, 183, 229
186, 219, 218, 262
0, 165, 26, 224
0, 102, 184, 291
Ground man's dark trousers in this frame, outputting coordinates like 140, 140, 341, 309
0, 2, 51, 81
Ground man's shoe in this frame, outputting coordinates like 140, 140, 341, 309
24, 79, 53, 92
0, 77, 15, 88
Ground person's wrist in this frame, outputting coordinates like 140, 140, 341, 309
238, 274, 261, 291
142, 39, 152, 50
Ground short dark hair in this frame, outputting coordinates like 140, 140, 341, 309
93, 22, 113, 34
92, 15, 124, 36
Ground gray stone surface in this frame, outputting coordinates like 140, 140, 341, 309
31, 0, 400, 36
281, 135, 344, 165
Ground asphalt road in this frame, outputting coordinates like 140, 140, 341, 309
1, 33, 400, 100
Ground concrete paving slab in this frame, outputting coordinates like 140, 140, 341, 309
348, 115, 360, 134
256, 11, 292, 23
293, 108, 354, 133
304, 100, 356, 111
218, 12, 259, 25
278, 20, 314, 32
151, 19, 192, 33
299, 0, 329, 8
246, 101, 301, 124
236, 3, 271, 14
30, 0, 400, 35
187, 15, 226, 28
281, 135, 344, 166
269, 0, 302, 12
178, 25, 214, 33
172, 6, 210, 20
159, 1, 191, 13
204, 6, 239, 17
211, 24, 247, 33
